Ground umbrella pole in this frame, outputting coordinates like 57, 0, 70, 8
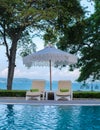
49, 60, 52, 91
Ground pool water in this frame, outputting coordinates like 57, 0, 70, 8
0, 105, 100, 130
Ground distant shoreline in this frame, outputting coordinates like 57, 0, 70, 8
0, 78, 100, 91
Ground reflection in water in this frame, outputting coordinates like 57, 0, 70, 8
0, 105, 100, 130
0, 105, 15, 129
5, 105, 15, 129
77, 106, 100, 130
54, 106, 82, 130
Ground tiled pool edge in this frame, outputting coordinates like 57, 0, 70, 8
0, 97, 100, 106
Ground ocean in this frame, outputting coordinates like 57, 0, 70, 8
0, 78, 100, 91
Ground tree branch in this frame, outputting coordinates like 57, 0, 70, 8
3, 24, 10, 60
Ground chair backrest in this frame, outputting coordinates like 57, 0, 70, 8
32, 80, 45, 92
58, 80, 72, 92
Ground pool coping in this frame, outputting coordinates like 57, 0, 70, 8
0, 97, 100, 106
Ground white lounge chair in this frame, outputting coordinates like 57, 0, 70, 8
55, 80, 72, 100
26, 80, 45, 100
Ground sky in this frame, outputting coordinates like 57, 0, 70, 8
0, 0, 94, 82
0, 38, 80, 82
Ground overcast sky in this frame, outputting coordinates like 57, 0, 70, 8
0, 0, 94, 82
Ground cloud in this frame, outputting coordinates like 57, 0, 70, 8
14, 67, 50, 79
0, 66, 80, 82
52, 68, 80, 81
0, 68, 8, 77
1, 67, 80, 82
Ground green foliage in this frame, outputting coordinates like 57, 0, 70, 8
18, 30, 36, 57
0, 90, 100, 99
43, 28, 58, 45
73, 91, 100, 99
0, 0, 99, 90
43, 0, 85, 47
0, 0, 60, 90
0, 90, 26, 97
0, 0, 59, 54
45, 0, 100, 82
77, 0, 100, 81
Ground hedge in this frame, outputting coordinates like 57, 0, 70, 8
0, 90, 26, 97
73, 91, 100, 99
0, 90, 100, 99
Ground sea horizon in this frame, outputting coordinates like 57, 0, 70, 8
0, 77, 100, 91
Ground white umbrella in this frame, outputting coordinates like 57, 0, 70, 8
23, 45, 77, 90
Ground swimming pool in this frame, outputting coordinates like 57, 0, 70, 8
0, 105, 100, 130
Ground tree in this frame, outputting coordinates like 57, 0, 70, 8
0, 0, 94, 91
43, 0, 85, 47
43, 0, 100, 82
56, 0, 100, 82
0, 0, 58, 90
77, 0, 100, 81
43, 0, 85, 70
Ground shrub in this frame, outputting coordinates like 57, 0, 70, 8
0, 90, 100, 99
73, 91, 100, 99
0, 90, 26, 97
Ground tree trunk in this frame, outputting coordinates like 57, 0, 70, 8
7, 39, 18, 90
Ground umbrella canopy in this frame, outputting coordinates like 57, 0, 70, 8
23, 45, 77, 90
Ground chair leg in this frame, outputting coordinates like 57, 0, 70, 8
55, 95, 60, 100
26, 96, 41, 100
36, 96, 41, 100
26, 96, 30, 100
42, 93, 45, 100
55, 95, 72, 101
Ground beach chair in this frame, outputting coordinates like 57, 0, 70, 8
26, 80, 45, 100
55, 80, 72, 100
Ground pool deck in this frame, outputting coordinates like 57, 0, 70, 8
0, 97, 100, 105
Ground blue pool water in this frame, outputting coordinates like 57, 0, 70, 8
0, 105, 100, 130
